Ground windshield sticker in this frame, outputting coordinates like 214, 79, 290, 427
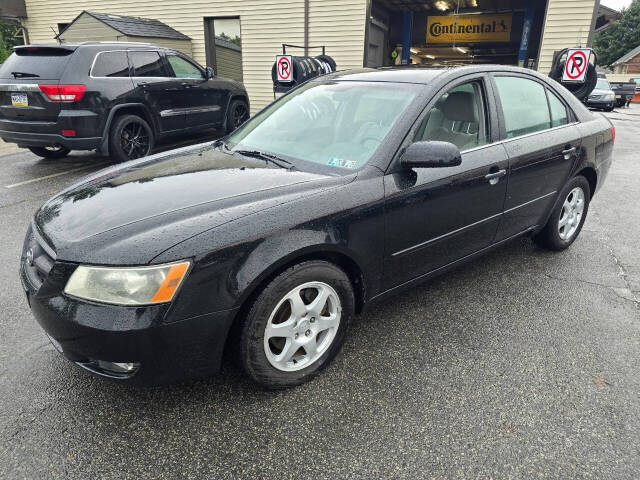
327, 157, 357, 169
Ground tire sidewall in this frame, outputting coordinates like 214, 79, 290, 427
241, 261, 354, 388
543, 176, 591, 250
109, 114, 154, 163
28, 146, 70, 159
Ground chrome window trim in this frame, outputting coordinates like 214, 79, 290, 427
89, 49, 131, 79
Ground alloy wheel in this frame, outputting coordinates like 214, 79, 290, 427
558, 186, 585, 241
120, 121, 150, 160
232, 103, 248, 128
263, 281, 341, 372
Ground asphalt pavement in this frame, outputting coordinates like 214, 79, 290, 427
0, 110, 638, 479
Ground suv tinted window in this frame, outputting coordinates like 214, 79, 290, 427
547, 89, 569, 128
495, 76, 551, 138
91, 51, 129, 77
130, 51, 166, 77
414, 81, 490, 151
0, 48, 73, 79
167, 55, 203, 79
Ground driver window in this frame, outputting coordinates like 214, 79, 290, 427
414, 81, 489, 152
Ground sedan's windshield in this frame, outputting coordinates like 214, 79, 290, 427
596, 79, 611, 90
227, 81, 420, 170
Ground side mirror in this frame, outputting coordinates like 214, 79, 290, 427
399, 141, 462, 169
205, 66, 215, 79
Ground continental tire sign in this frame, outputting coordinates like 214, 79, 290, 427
427, 13, 512, 44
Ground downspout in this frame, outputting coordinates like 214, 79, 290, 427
304, 0, 309, 56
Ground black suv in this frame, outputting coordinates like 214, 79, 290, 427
0, 42, 249, 162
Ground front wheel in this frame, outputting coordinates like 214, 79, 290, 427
534, 175, 591, 251
240, 260, 354, 388
108, 114, 154, 163
28, 145, 70, 159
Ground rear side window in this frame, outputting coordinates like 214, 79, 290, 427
130, 51, 167, 77
547, 89, 569, 128
91, 51, 129, 77
167, 55, 203, 79
0, 48, 73, 79
494, 76, 551, 138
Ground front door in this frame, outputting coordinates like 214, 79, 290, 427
165, 53, 227, 128
491, 75, 582, 241
384, 78, 509, 289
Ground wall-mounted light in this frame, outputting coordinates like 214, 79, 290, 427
456, 47, 467, 54
424, 54, 436, 59
435, 1, 450, 11
410, 48, 419, 54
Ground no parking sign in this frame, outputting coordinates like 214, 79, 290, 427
276, 55, 293, 83
562, 48, 591, 83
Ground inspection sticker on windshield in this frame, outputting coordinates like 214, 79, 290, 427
328, 157, 356, 169
11, 93, 28, 107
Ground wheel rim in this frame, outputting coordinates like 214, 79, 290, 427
120, 121, 150, 160
558, 187, 585, 241
263, 281, 341, 372
232, 104, 248, 128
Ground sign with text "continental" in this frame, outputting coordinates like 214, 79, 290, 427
427, 13, 512, 44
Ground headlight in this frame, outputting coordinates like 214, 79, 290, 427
604, 93, 615, 101
64, 261, 191, 306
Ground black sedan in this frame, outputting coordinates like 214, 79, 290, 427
21, 66, 614, 388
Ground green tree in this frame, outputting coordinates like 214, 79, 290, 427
0, 19, 23, 63
593, 0, 640, 66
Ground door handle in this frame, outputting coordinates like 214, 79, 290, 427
485, 168, 507, 185
562, 146, 577, 160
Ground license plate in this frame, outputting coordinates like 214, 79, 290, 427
11, 93, 28, 107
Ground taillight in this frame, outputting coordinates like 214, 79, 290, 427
38, 84, 86, 102
611, 126, 616, 145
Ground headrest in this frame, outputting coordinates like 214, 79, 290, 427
442, 91, 477, 122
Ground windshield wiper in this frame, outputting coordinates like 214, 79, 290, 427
11, 71, 40, 78
233, 149, 293, 170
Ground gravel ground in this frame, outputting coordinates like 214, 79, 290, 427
0, 110, 638, 479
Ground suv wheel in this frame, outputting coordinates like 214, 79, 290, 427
108, 114, 154, 163
240, 260, 354, 388
226, 99, 249, 133
28, 145, 70, 159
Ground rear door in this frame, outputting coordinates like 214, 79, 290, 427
0, 46, 75, 122
491, 74, 582, 241
129, 50, 185, 133
165, 53, 226, 128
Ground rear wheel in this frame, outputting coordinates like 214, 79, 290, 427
534, 175, 591, 251
226, 99, 249, 133
28, 145, 70, 159
108, 114, 154, 163
240, 260, 354, 388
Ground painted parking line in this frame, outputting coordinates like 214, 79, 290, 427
4, 164, 104, 189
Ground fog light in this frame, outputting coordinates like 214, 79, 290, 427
96, 360, 139, 373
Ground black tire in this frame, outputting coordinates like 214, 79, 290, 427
225, 99, 249, 134
604, 106, 614, 112
27, 145, 70, 159
240, 260, 354, 388
534, 175, 591, 251
108, 114, 154, 163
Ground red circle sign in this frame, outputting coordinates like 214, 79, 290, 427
277, 57, 292, 80
565, 51, 588, 80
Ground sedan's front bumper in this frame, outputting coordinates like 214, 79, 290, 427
20, 258, 238, 383
585, 98, 615, 109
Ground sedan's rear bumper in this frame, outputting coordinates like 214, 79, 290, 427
20, 261, 238, 383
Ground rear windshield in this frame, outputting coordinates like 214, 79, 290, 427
0, 48, 74, 80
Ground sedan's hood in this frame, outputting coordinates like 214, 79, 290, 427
35, 144, 348, 264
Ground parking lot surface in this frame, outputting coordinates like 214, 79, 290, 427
0, 109, 639, 479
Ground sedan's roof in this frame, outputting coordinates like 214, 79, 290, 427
321, 65, 547, 84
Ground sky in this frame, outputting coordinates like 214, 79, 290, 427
601, 0, 632, 11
